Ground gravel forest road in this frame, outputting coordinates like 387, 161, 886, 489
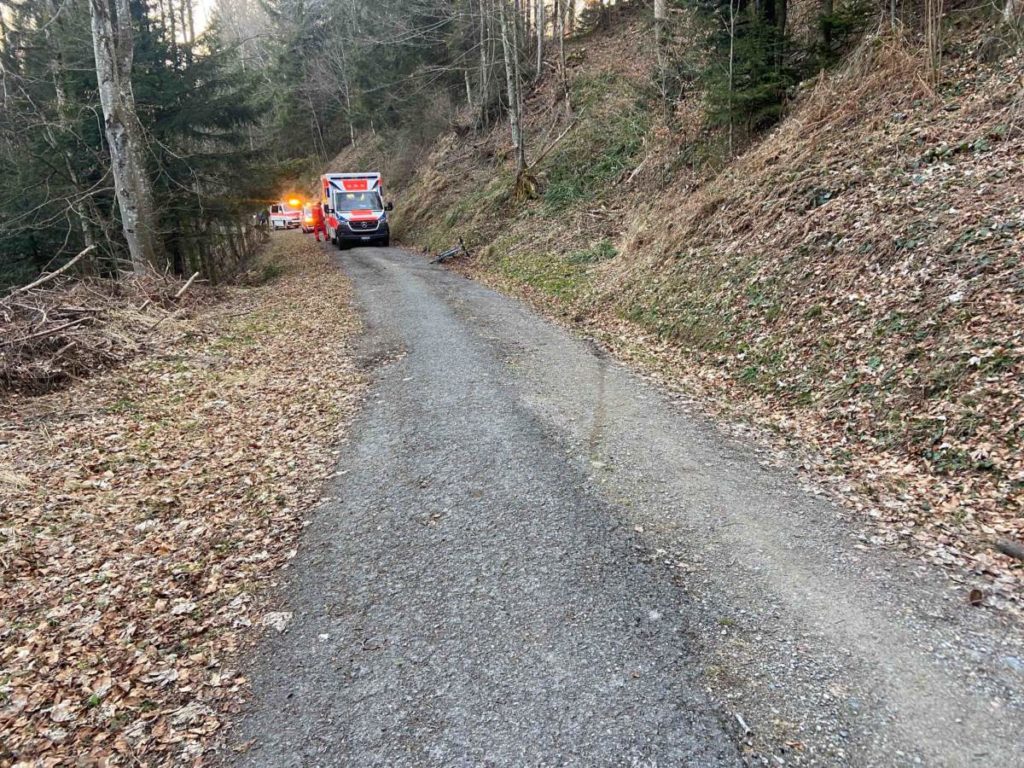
230, 241, 1023, 767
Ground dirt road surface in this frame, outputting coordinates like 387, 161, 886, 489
229, 242, 1023, 767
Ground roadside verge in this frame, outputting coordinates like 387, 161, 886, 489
0, 233, 365, 765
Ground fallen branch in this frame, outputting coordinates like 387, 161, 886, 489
734, 712, 752, 735
625, 153, 650, 185
0, 317, 88, 347
144, 273, 200, 332
2, 246, 95, 304
526, 119, 577, 172
175, 271, 200, 300
46, 340, 77, 365
146, 308, 181, 334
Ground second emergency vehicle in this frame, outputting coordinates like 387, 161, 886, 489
269, 200, 302, 230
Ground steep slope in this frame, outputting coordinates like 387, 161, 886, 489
605, 30, 1024, 597
333, 8, 1023, 604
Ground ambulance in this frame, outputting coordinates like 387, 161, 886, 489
269, 199, 302, 230
320, 172, 392, 248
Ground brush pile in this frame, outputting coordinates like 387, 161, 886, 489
1, 251, 212, 394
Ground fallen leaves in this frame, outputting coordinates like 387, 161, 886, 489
0, 234, 365, 765
587, 34, 1024, 609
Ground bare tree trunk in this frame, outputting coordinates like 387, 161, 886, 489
306, 90, 327, 159
728, 0, 736, 155
185, 0, 196, 44
776, 0, 787, 67
42, 0, 107, 254
925, 0, 943, 83
334, 33, 358, 145
510, 0, 525, 146
1005, 0, 1022, 23
479, 0, 490, 126
89, 0, 163, 274
555, 0, 568, 107
536, 0, 544, 78
514, 0, 527, 75
654, 0, 666, 97
179, 0, 189, 45
822, 0, 833, 50
499, 0, 526, 172
180, 0, 196, 66
163, 0, 178, 59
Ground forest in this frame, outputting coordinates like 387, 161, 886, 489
5, 0, 1013, 284
2, 0, 1023, 764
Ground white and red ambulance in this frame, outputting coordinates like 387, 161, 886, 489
269, 200, 302, 230
320, 172, 392, 249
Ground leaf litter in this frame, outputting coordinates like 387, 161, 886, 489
0, 233, 365, 765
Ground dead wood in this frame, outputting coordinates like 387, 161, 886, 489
1, 246, 95, 303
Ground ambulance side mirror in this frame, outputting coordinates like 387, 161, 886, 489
323, 203, 331, 214
385, 202, 394, 211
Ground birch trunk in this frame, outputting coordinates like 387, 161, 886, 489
89, 0, 162, 274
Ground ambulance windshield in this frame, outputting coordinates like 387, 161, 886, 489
335, 191, 382, 211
